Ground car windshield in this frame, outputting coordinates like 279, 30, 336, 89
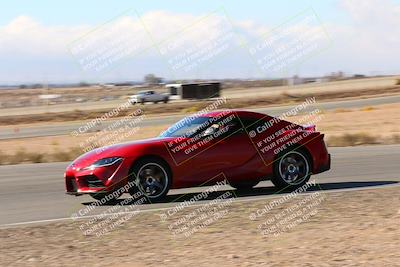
160, 116, 211, 138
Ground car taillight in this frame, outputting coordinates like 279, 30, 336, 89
303, 124, 316, 132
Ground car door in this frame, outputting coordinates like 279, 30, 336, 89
179, 114, 257, 184
145, 91, 153, 102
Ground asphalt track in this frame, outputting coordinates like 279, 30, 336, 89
1, 94, 399, 140
0, 144, 399, 227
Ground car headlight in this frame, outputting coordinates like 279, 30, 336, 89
84, 157, 123, 170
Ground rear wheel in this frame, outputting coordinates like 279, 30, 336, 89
271, 149, 311, 190
128, 158, 171, 202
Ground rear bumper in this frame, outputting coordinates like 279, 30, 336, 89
303, 134, 331, 175
315, 153, 331, 174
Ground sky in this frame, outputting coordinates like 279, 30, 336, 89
0, 0, 399, 84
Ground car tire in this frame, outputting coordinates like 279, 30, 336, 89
163, 98, 169, 103
271, 149, 311, 190
128, 157, 171, 203
229, 180, 259, 191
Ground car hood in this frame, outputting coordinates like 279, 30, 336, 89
70, 137, 175, 169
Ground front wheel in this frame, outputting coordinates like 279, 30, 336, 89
271, 149, 311, 190
128, 158, 171, 203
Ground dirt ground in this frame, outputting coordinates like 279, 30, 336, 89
1, 186, 399, 267
0, 102, 399, 155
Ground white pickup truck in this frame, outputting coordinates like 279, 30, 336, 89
129, 90, 169, 104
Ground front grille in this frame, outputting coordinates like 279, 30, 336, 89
82, 175, 104, 188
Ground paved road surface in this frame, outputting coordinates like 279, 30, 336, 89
0, 145, 399, 227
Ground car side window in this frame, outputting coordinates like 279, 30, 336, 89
226, 118, 244, 135
236, 117, 264, 136
240, 117, 261, 128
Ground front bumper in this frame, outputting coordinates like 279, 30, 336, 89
64, 159, 130, 195
65, 177, 107, 195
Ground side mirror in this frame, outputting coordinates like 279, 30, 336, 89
202, 124, 220, 137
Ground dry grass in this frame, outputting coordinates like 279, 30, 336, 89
0, 147, 82, 165
0, 150, 5, 165
334, 108, 351, 113
327, 132, 400, 147
327, 133, 379, 147
313, 103, 400, 137
360, 106, 375, 112
7, 148, 46, 164
52, 148, 79, 162
8, 148, 29, 165
26, 152, 45, 163
180, 105, 202, 114
392, 134, 400, 144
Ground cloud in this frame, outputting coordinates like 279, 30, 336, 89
340, 0, 400, 43
0, 1, 399, 82
318, 0, 400, 73
340, 0, 400, 27
0, 15, 90, 58
1, 11, 239, 59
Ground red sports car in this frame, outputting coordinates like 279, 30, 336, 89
65, 110, 330, 202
